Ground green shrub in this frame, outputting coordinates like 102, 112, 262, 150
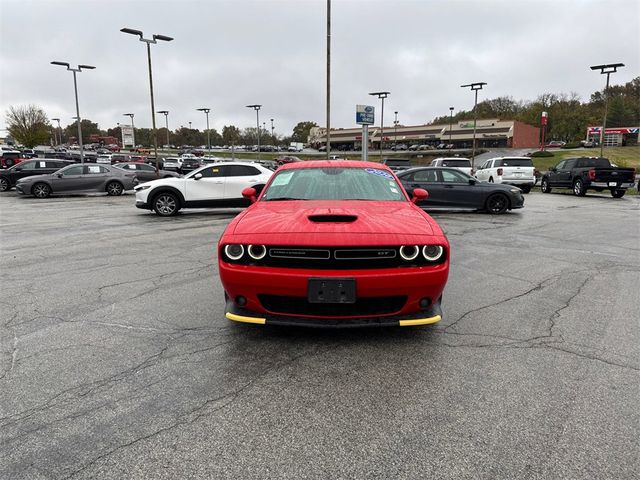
530, 150, 554, 157
561, 142, 582, 149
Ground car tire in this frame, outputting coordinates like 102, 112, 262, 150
153, 192, 180, 216
486, 193, 509, 214
106, 181, 124, 196
32, 182, 51, 198
4, 159, 15, 167
573, 179, 586, 196
541, 178, 551, 193
611, 189, 625, 198
521, 185, 531, 194
0, 177, 9, 192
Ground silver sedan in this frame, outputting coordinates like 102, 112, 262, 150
15, 163, 138, 198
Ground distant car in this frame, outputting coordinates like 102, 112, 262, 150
381, 158, 412, 172
96, 154, 112, 164
134, 162, 273, 216
110, 154, 132, 164
408, 144, 420, 151
474, 157, 536, 193
397, 167, 524, 214
275, 156, 302, 166
0, 150, 27, 169
580, 140, 595, 148
180, 157, 201, 173
546, 141, 566, 148
392, 143, 408, 151
113, 162, 180, 182
0, 159, 74, 192
162, 157, 183, 172
429, 157, 472, 176
15, 163, 138, 198
129, 155, 147, 163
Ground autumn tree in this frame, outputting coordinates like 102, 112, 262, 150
291, 121, 318, 143
5, 105, 51, 147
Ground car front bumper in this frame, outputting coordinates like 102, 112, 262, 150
219, 262, 448, 327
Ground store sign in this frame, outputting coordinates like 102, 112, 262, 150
121, 125, 134, 147
587, 126, 639, 135
356, 105, 375, 125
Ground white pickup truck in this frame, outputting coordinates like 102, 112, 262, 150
474, 156, 535, 193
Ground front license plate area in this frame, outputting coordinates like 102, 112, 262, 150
608, 182, 617, 187
308, 278, 356, 304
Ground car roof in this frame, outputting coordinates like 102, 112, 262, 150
434, 157, 471, 161
486, 156, 531, 160
398, 166, 472, 175
279, 160, 393, 171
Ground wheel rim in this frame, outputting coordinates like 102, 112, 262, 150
541, 180, 547, 192
33, 184, 49, 198
0, 178, 8, 191
574, 181, 582, 195
488, 195, 507, 213
107, 183, 123, 195
156, 195, 176, 214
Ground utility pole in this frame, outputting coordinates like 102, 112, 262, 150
590, 63, 624, 157
460, 82, 487, 170
369, 91, 390, 159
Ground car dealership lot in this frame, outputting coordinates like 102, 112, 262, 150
1, 192, 639, 479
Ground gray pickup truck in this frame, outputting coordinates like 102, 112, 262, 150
540, 157, 636, 198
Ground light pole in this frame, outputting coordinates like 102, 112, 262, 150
393, 111, 398, 149
449, 107, 454, 144
157, 110, 170, 149
369, 91, 390, 159
460, 82, 487, 169
246, 105, 262, 160
121, 27, 173, 173
326, 0, 331, 159
196, 108, 211, 151
51, 117, 60, 146
590, 63, 624, 157
270, 118, 275, 145
51, 61, 95, 164
188, 121, 192, 130
123, 113, 135, 149
53, 117, 62, 145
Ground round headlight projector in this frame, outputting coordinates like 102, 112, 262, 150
399, 245, 420, 261
247, 244, 267, 260
224, 244, 244, 260
422, 245, 444, 261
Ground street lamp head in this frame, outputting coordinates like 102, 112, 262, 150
196, 108, 210, 113
157, 110, 169, 115
78, 64, 95, 70
590, 63, 625, 73
461, 82, 487, 90
153, 34, 174, 42
246, 105, 262, 110
51, 61, 70, 68
449, 106, 454, 111
369, 91, 390, 98
120, 27, 143, 37
123, 113, 134, 118
51, 117, 60, 122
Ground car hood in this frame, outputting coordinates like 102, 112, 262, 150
229, 200, 438, 242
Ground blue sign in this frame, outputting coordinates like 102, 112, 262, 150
356, 104, 375, 125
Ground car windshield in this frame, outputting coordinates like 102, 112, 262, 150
262, 167, 406, 201
498, 158, 533, 167
441, 159, 471, 167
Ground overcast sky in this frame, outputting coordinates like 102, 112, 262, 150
1, 0, 638, 137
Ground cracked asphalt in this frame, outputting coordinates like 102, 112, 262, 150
1, 190, 639, 479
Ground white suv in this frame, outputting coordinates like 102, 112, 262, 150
134, 162, 273, 216
429, 157, 472, 176
474, 157, 535, 193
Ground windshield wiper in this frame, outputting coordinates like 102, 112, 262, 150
265, 197, 308, 201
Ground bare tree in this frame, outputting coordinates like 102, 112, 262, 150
6, 105, 51, 147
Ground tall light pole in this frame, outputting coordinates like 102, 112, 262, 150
51, 117, 60, 146
590, 63, 624, 157
53, 117, 63, 145
460, 82, 487, 169
326, 0, 331, 159
246, 105, 262, 160
51, 61, 95, 164
121, 27, 173, 173
449, 107, 454, 144
188, 121, 192, 130
270, 118, 275, 145
369, 91, 390, 159
157, 110, 170, 149
393, 111, 398, 149
196, 108, 211, 151
123, 113, 135, 149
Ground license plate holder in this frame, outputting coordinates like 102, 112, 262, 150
608, 182, 617, 187
308, 278, 356, 304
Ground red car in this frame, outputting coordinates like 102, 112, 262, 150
218, 160, 450, 328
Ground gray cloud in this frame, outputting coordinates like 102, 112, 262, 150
1, 0, 638, 137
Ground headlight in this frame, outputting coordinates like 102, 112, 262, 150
509, 188, 521, 193
224, 244, 244, 260
247, 244, 267, 260
134, 185, 151, 191
399, 245, 420, 261
422, 245, 444, 261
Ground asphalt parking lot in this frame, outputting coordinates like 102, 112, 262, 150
1, 191, 639, 479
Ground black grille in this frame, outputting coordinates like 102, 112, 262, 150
258, 294, 407, 317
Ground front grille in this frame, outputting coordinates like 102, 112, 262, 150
258, 294, 407, 317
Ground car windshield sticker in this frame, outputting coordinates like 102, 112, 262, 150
271, 171, 294, 186
390, 187, 399, 194
366, 168, 393, 179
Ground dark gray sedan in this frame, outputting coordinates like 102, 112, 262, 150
15, 163, 138, 198
397, 167, 524, 214
113, 162, 181, 182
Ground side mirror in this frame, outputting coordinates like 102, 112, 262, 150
193, 173, 203, 180
15, 167, 22, 172
468, 178, 477, 185
242, 187, 257, 203
57, 173, 63, 178
411, 188, 428, 204
550, 167, 557, 172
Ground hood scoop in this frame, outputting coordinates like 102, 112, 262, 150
308, 214, 358, 223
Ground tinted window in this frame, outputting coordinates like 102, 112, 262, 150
138, 164, 155, 172
564, 159, 577, 169
62, 165, 84, 176
45, 161, 64, 169
555, 161, 566, 170
17, 161, 37, 170
413, 170, 438, 182
226, 165, 261, 176
441, 170, 468, 183
197, 166, 226, 178
497, 158, 533, 167
441, 159, 471, 167
577, 158, 611, 168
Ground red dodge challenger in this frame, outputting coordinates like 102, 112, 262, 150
218, 160, 450, 328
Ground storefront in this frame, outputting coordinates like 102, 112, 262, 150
586, 126, 639, 146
